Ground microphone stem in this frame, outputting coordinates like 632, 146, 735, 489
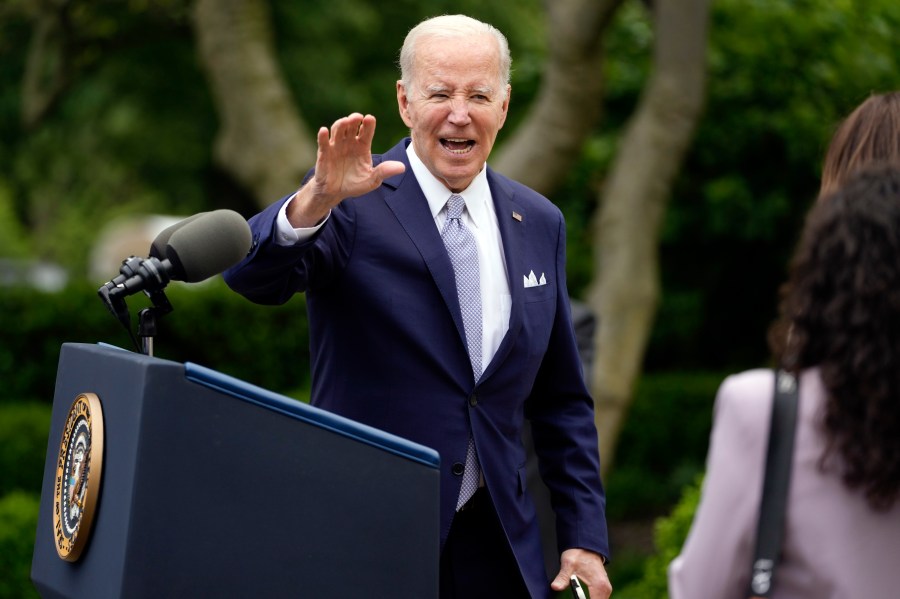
138, 307, 159, 357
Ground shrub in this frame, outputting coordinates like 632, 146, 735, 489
0, 491, 41, 599
0, 403, 51, 496
0, 279, 310, 402
605, 372, 721, 520
615, 475, 703, 599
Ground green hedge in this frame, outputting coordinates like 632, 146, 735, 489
0, 279, 310, 402
615, 476, 703, 599
0, 491, 40, 599
604, 372, 721, 520
0, 403, 51, 497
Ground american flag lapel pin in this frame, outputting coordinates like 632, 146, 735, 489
512, 211, 523, 222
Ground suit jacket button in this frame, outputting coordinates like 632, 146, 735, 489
452, 462, 465, 476
468, 394, 478, 407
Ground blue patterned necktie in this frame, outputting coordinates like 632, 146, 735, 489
440, 194, 483, 510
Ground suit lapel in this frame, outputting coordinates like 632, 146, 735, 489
380, 141, 469, 349
481, 169, 526, 382
379, 147, 529, 381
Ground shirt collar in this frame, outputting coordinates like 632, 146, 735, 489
406, 143, 490, 230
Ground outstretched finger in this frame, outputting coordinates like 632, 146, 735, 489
357, 114, 378, 147
314, 126, 332, 177
332, 113, 363, 142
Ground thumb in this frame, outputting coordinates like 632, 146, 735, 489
550, 567, 573, 591
375, 160, 406, 180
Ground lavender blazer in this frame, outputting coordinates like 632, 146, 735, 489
668, 368, 900, 598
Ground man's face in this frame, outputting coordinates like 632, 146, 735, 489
397, 33, 510, 193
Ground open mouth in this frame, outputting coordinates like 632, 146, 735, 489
441, 138, 475, 154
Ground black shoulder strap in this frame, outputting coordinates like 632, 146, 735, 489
747, 369, 799, 598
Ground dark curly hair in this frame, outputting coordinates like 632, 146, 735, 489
769, 165, 900, 510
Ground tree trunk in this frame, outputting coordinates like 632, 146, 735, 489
588, 0, 711, 476
193, 0, 315, 208
492, 0, 625, 195
20, 2, 71, 130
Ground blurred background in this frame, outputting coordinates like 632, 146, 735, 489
1, 0, 898, 597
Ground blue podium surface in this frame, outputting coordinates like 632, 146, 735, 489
32, 343, 440, 598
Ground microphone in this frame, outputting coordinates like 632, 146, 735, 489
148, 212, 208, 259
102, 209, 251, 299
164, 209, 252, 283
99, 212, 209, 294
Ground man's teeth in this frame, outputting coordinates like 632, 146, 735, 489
443, 138, 473, 154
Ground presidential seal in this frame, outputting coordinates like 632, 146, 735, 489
53, 392, 104, 562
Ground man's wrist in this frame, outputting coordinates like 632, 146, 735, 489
276, 195, 329, 246
287, 183, 338, 228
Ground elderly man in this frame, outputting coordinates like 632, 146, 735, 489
224, 14, 611, 599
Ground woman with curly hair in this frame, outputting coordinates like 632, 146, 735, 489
668, 166, 900, 598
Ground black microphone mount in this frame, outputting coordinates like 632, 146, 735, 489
97, 209, 252, 356
98, 256, 175, 356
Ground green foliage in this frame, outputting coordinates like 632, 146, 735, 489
557, 0, 900, 370
1, 1, 214, 277
0, 279, 310, 402
0, 0, 545, 279
605, 372, 720, 520
0, 181, 31, 258
0, 492, 41, 599
646, 0, 900, 370
0, 403, 51, 496
615, 476, 703, 599
1, 0, 898, 370
271, 0, 544, 151
670, 0, 900, 246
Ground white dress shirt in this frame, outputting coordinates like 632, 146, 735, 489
274, 145, 511, 376
406, 145, 511, 376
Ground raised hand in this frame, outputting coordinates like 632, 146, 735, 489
287, 113, 405, 228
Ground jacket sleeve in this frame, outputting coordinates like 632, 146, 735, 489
668, 369, 773, 599
223, 194, 355, 305
526, 212, 610, 560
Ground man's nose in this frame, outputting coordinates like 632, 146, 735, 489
447, 98, 471, 125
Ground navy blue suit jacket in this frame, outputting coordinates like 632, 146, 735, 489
223, 139, 609, 596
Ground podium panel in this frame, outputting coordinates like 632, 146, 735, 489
32, 343, 440, 598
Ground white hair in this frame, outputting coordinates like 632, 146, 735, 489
398, 14, 511, 95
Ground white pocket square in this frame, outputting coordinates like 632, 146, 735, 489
523, 270, 547, 288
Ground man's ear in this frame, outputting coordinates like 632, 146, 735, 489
498, 84, 511, 129
397, 81, 413, 128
